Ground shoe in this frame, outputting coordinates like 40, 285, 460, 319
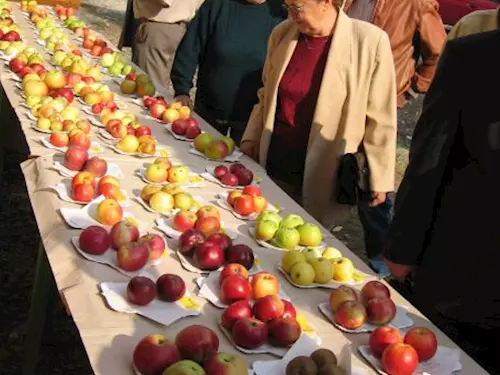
369, 257, 390, 278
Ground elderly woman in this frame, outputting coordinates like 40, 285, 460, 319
170, 0, 286, 145
240, 0, 397, 273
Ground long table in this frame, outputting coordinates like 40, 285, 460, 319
0, 3, 491, 375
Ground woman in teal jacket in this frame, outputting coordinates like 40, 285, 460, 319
170, 0, 285, 144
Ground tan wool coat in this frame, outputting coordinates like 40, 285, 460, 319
241, 10, 397, 229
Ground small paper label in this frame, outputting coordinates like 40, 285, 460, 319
179, 296, 200, 311
296, 314, 314, 333
158, 149, 170, 157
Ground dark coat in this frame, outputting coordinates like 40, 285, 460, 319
118, 0, 137, 49
384, 29, 500, 370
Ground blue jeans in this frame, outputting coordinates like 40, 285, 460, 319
357, 191, 393, 260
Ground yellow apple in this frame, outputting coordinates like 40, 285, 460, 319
281, 250, 307, 274
167, 165, 189, 184
309, 258, 333, 284
148, 191, 174, 213
322, 247, 343, 260
331, 257, 354, 282
73, 81, 87, 94
60, 106, 79, 122
290, 261, 315, 286
37, 117, 51, 130
116, 135, 139, 153
302, 248, 322, 263
144, 163, 168, 183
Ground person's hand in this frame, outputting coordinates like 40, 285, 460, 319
370, 192, 387, 207
240, 140, 259, 161
384, 258, 414, 281
174, 95, 193, 109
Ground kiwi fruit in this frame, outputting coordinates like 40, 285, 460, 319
286, 356, 318, 375
310, 348, 338, 368
317, 364, 346, 375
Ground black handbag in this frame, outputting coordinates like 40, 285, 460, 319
335, 152, 371, 205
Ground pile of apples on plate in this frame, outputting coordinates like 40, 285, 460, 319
281, 247, 363, 286
119, 72, 157, 97
54, 4, 76, 20
79, 221, 164, 271
329, 281, 397, 330
213, 162, 254, 186
368, 326, 438, 375
133, 326, 249, 375
220, 272, 302, 350
104, 115, 152, 140
99, 50, 135, 77
178, 225, 255, 271
286, 348, 346, 375
254, 212, 323, 250
71, 171, 126, 203
170, 118, 202, 139
115, 133, 157, 155
143, 158, 193, 184
142, 94, 193, 124
140, 184, 201, 214
225, 186, 269, 216
193, 132, 236, 161
63, 141, 97, 171
77, 82, 116, 107
127, 273, 186, 306
48, 120, 91, 146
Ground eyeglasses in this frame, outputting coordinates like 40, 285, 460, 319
282, 3, 306, 14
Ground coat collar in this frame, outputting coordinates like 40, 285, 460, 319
343, 0, 386, 25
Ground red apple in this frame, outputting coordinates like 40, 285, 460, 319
64, 145, 89, 171
117, 242, 149, 271
185, 126, 201, 139
193, 241, 224, 271
221, 173, 238, 186
83, 156, 108, 177
231, 318, 268, 350
404, 327, 438, 362
236, 169, 253, 186
205, 233, 232, 252
178, 229, 205, 255
220, 274, 252, 304
78, 226, 110, 255
72, 183, 95, 202
214, 165, 228, 179
369, 326, 403, 358
9, 58, 25, 73
54, 88, 74, 103
173, 210, 198, 232
282, 300, 297, 320
143, 96, 156, 108
219, 263, 249, 286
381, 343, 419, 375
138, 233, 166, 261
175, 325, 219, 364
334, 300, 367, 330
109, 220, 140, 249
133, 334, 181, 375
195, 216, 221, 237
225, 244, 254, 270
365, 297, 397, 326
156, 274, 186, 302
233, 195, 255, 216
203, 352, 248, 375
91, 103, 104, 114
221, 300, 253, 330
135, 125, 152, 137
196, 205, 221, 220
361, 280, 391, 305
267, 317, 302, 347
242, 185, 261, 197
329, 285, 358, 312
150, 102, 167, 119
127, 276, 156, 306
171, 119, 189, 135
252, 295, 285, 322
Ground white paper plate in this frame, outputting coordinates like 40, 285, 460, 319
248, 227, 326, 252
49, 180, 131, 207
71, 237, 163, 277
163, 123, 201, 142
156, 217, 238, 241
253, 337, 351, 375
133, 194, 206, 216
52, 160, 124, 179
60, 195, 143, 230
358, 345, 462, 375
215, 192, 279, 221
100, 281, 201, 326
108, 144, 171, 158
189, 146, 243, 163
30, 124, 53, 133
135, 168, 205, 187
196, 271, 289, 309
318, 302, 413, 333
277, 264, 372, 289
40, 136, 103, 154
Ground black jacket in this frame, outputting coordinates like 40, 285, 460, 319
384, 30, 500, 330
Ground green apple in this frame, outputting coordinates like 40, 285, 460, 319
309, 257, 333, 284
281, 250, 306, 273
136, 73, 151, 85
274, 227, 300, 250
39, 28, 53, 40
297, 223, 323, 247
0, 41, 10, 50
256, 210, 281, 226
302, 247, 322, 263
121, 64, 134, 75
109, 63, 124, 76
52, 50, 67, 65
290, 261, 315, 286
279, 213, 305, 229
24, 47, 37, 57
26, 96, 42, 108
255, 219, 278, 242
163, 360, 205, 375
100, 52, 114, 68
322, 246, 342, 260
193, 132, 213, 153
331, 257, 354, 282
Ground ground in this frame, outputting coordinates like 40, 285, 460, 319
0, 3, 423, 373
